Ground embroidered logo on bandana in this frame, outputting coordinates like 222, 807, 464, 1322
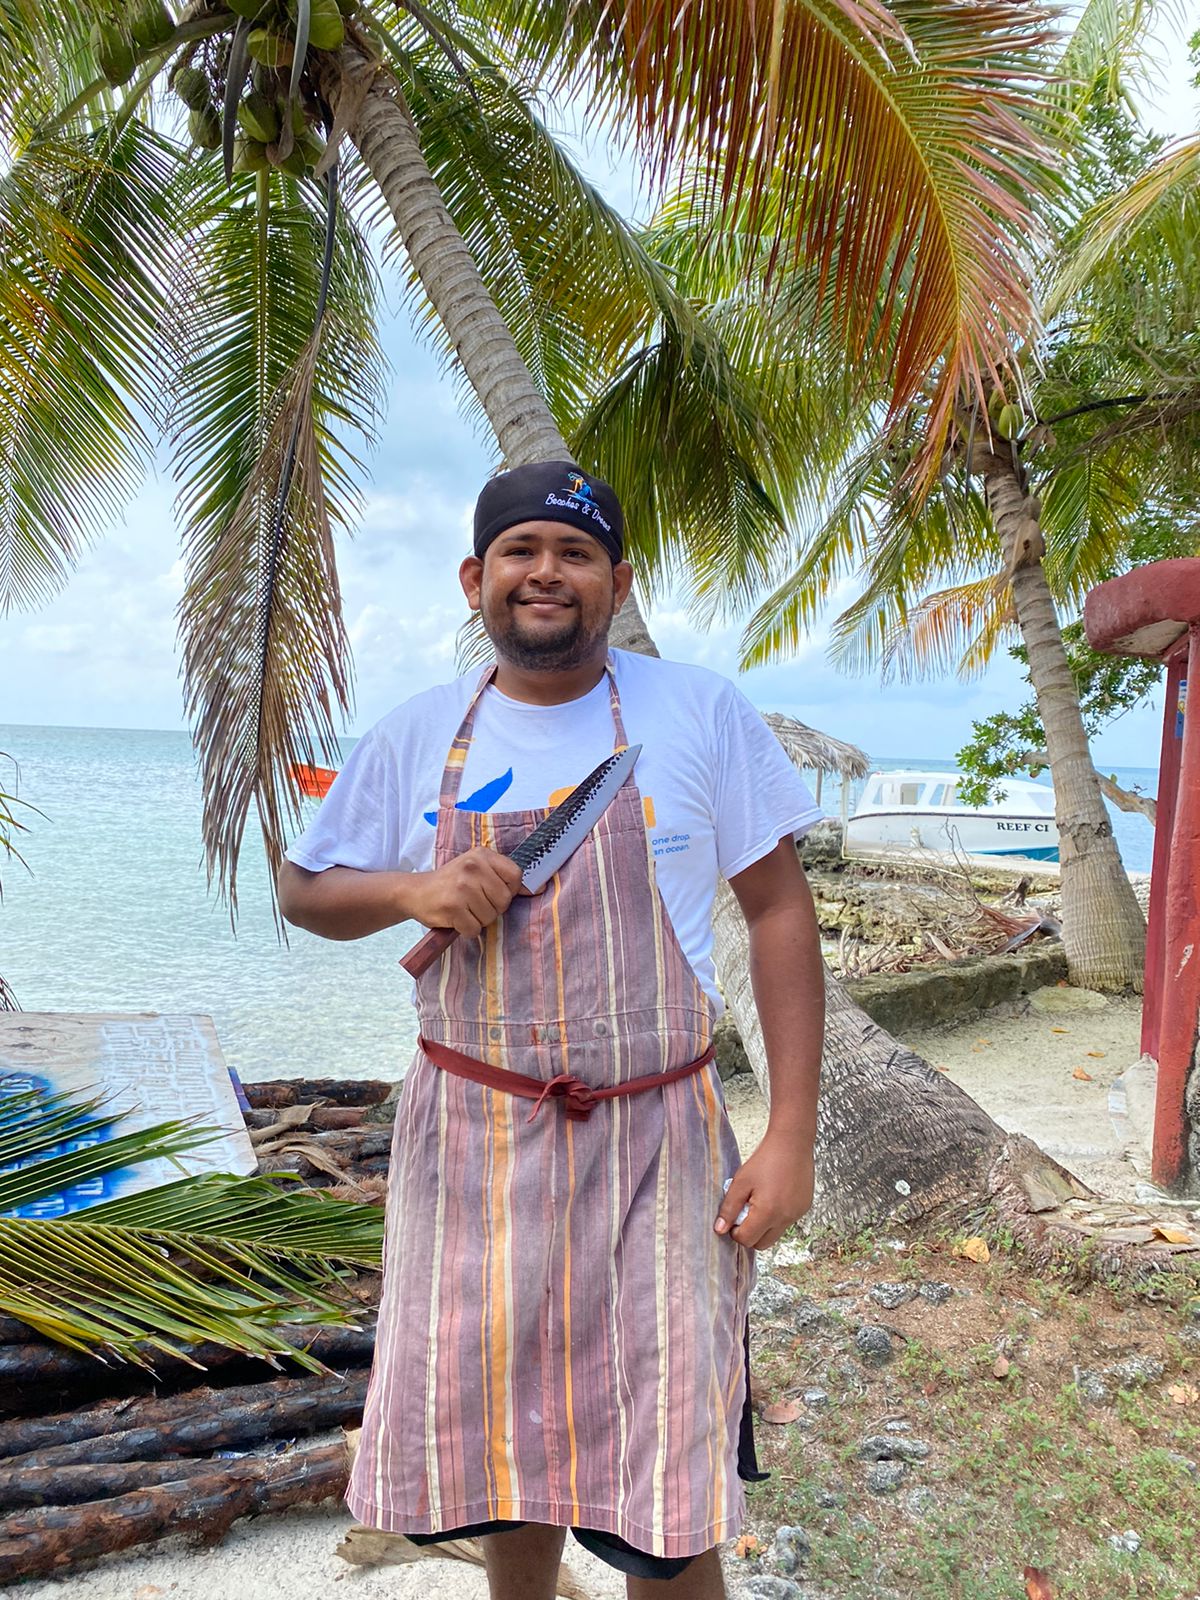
544, 469, 613, 536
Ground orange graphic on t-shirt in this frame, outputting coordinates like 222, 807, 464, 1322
548, 785, 655, 828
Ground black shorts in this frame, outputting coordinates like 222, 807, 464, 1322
404, 1519, 697, 1580
401, 1323, 768, 1581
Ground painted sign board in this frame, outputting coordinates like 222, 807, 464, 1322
0, 1012, 256, 1219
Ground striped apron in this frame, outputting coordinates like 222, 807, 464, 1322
346, 664, 757, 1561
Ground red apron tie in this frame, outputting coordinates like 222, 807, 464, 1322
419, 1036, 715, 1122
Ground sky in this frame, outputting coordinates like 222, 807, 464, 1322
3, 12, 1198, 768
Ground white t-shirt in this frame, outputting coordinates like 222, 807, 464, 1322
287, 650, 822, 1007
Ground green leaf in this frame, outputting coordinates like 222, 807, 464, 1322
0, 1085, 382, 1364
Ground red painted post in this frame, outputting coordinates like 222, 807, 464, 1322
1142, 653, 1186, 1059
1152, 626, 1200, 1191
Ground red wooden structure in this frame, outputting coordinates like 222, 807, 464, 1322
1084, 559, 1200, 1191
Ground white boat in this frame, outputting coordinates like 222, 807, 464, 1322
845, 770, 1059, 870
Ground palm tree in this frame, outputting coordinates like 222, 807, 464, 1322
4, 0, 1098, 1232
738, 18, 1189, 995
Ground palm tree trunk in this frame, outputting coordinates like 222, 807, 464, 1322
319, 45, 659, 664
323, 43, 1071, 1227
982, 450, 1146, 992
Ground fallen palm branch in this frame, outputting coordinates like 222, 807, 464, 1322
832, 848, 1060, 978
0, 1086, 384, 1366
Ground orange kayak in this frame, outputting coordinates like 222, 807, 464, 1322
292, 763, 338, 798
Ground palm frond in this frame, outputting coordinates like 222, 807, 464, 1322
0, 1085, 382, 1365
877, 573, 1015, 682
171, 161, 384, 918
482, 0, 1054, 471
1048, 135, 1200, 324
1045, 0, 1167, 129
0, 119, 183, 610
393, 54, 848, 608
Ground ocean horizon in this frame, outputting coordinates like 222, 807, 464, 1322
1, 722, 1159, 1085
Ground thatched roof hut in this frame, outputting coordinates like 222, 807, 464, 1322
763, 712, 869, 806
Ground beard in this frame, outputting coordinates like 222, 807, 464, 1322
486, 598, 614, 670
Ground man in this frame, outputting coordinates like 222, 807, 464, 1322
279, 461, 825, 1599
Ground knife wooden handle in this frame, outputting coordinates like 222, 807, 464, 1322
399, 926, 458, 979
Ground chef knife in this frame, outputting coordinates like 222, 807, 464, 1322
399, 743, 642, 979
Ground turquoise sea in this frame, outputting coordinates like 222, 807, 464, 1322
0, 724, 1158, 1084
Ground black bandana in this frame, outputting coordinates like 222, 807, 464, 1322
473, 462, 624, 563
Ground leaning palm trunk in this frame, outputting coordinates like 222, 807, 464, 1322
325, 44, 1059, 1225
982, 450, 1145, 992
714, 882, 1048, 1230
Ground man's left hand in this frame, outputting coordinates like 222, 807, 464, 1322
715, 1130, 815, 1251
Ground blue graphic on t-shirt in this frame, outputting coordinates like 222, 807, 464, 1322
423, 768, 514, 826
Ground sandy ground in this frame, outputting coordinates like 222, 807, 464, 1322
902, 987, 1152, 1200
10, 985, 1153, 1599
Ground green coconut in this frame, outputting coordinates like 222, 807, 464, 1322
238, 89, 281, 143
304, 0, 344, 50
997, 404, 1022, 442
127, 0, 174, 49
172, 65, 211, 112
233, 136, 271, 173
296, 127, 325, 169
247, 26, 294, 66
90, 16, 136, 85
188, 104, 222, 149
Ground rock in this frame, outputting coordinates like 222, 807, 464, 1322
884, 1419, 912, 1433
1029, 984, 1107, 1013
751, 1276, 803, 1322
869, 1281, 917, 1310
919, 1281, 953, 1305
1178, 1326, 1200, 1348
1108, 1530, 1141, 1554
802, 1388, 830, 1410
771, 1526, 811, 1576
854, 1325, 895, 1366
713, 1010, 752, 1081
1166, 1451, 1198, 1478
816, 1487, 845, 1509
859, 1434, 931, 1463
1074, 1367, 1110, 1406
794, 1298, 832, 1333
773, 1240, 814, 1267
1106, 1356, 1165, 1389
866, 1460, 909, 1495
905, 1486, 939, 1518
844, 944, 1067, 1034
737, 1579, 808, 1600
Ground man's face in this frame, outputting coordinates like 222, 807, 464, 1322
460, 521, 633, 671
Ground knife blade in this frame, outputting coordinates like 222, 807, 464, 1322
399, 743, 642, 979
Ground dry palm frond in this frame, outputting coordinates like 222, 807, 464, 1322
171, 160, 381, 924
182, 328, 349, 920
